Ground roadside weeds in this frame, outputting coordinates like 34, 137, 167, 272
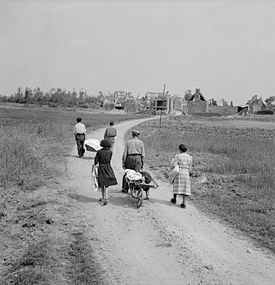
140, 117, 275, 253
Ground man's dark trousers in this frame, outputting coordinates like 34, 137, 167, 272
75, 134, 85, 157
122, 154, 143, 192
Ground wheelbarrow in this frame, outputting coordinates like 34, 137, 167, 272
85, 138, 101, 152
124, 169, 158, 208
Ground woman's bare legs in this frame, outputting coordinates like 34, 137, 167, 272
101, 186, 108, 205
105, 187, 109, 201
181, 194, 186, 208
171, 194, 177, 204
171, 194, 187, 208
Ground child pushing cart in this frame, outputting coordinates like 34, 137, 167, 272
124, 169, 159, 208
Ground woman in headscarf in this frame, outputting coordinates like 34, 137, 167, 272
169, 144, 193, 208
94, 139, 117, 205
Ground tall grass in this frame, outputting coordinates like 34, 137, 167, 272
0, 120, 71, 189
141, 117, 275, 251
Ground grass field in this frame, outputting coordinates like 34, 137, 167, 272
140, 115, 275, 252
0, 105, 145, 284
1, 106, 274, 283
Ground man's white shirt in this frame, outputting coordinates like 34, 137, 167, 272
74, 122, 87, 134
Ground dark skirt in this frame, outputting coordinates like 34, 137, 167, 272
75, 134, 85, 157
98, 163, 117, 187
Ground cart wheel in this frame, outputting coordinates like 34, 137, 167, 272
137, 197, 143, 208
137, 190, 143, 208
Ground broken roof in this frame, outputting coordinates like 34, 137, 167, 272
189, 88, 206, 102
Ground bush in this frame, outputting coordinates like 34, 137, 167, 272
192, 112, 222, 117
256, 110, 274, 115
48, 102, 58, 108
78, 102, 89, 108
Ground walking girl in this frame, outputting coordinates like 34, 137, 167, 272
94, 139, 117, 205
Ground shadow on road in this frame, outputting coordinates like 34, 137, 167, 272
64, 154, 79, 158
106, 189, 173, 209
68, 189, 173, 210
68, 193, 98, 203
108, 193, 141, 209
148, 197, 173, 207
81, 156, 94, 160
63, 154, 94, 160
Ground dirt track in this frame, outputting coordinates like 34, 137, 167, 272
66, 118, 275, 285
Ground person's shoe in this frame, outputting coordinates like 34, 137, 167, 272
99, 198, 103, 202
121, 189, 128, 193
181, 203, 186, 209
170, 198, 176, 204
103, 200, 108, 205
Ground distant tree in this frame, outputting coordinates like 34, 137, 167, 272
79, 89, 87, 102
24, 87, 32, 101
43, 92, 51, 104
0, 95, 7, 102
86, 95, 102, 107
265, 96, 275, 106
11, 87, 25, 103
33, 87, 44, 104
6, 86, 101, 109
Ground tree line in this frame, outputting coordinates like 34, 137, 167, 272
0, 87, 103, 108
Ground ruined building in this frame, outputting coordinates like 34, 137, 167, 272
247, 95, 265, 113
99, 91, 136, 112
207, 98, 238, 116
183, 88, 207, 115
141, 91, 170, 114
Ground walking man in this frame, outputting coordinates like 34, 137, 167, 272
121, 130, 145, 192
73, 117, 87, 157
104, 121, 117, 151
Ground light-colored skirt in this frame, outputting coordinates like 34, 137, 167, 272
172, 168, 191, 195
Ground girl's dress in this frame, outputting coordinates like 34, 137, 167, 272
94, 148, 117, 188
170, 153, 192, 195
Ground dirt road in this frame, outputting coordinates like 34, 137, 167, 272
66, 118, 275, 285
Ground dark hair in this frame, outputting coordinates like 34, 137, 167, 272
132, 130, 140, 137
179, 144, 187, 152
110, 121, 114, 126
100, 139, 111, 148
76, 117, 82, 123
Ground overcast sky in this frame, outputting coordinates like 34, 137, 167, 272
0, 0, 274, 105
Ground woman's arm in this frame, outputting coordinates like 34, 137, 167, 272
151, 177, 159, 189
189, 156, 193, 176
104, 128, 107, 139
94, 152, 99, 166
122, 144, 128, 169
169, 155, 178, 171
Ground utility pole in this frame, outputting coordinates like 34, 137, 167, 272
159, 84, 165, 128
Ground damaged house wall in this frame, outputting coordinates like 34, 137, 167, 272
247, 95, 265, 113
207, 99, 238, 115
186, 88, 207, 114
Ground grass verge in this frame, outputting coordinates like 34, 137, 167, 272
68, 232, 101, 285
139, 116, 275, 252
